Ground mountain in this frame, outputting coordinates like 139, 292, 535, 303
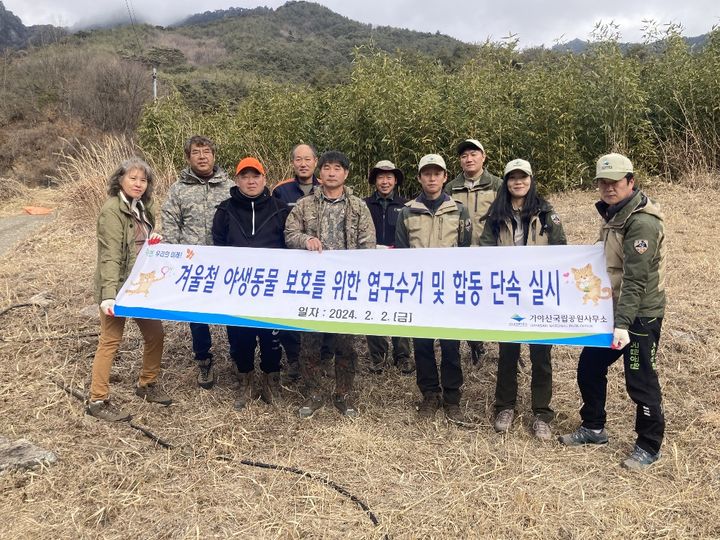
0, 1, 66, 48
552, 34, 710, 54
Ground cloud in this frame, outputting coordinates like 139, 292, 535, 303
3, 0, 718, 47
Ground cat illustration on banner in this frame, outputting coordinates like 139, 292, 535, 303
126, 267, 169, 297
570, 263, 612, 305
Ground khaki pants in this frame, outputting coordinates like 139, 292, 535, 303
90, 309, 164, 401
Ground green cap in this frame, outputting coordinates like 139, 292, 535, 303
595, 153, 633, 181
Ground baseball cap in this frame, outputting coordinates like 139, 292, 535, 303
595, 153, 633, 181
369, 160, 404, 185
235, 157, 265, 175
457, 139, 485, 155
503, 158, 533, 179
418, 154, 447, 172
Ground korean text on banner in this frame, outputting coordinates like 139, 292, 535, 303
115, 244, 614, 347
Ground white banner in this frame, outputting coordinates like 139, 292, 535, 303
115, 244, 614, 347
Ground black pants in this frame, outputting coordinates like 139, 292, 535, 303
414, 338, 462, 404
190, 322, 212, 361
227, 326, 281, 374
300, 333, 357, 396
366, 334, 411, 364
495, 343, 554, 422
578, 317, 664, 455
279, 331, 335, 363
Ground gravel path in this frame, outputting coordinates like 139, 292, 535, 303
0, 213, 54, 258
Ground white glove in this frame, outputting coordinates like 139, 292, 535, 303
100, 299, 116, 317
611, 328, 630, 350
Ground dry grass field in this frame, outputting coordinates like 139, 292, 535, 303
0, 179, 718, 539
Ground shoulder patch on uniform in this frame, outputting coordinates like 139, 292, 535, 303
550, 213, 561, 225
634, 239, 648, 254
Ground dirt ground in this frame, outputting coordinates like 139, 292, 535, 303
0, 183, 718, 539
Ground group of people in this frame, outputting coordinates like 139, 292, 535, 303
86, 135, 667, 471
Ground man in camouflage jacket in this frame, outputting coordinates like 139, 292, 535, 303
560, 153, 667, 472
161, 135, 232, 389
285, 150, 376, 419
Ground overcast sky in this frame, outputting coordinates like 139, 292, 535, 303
5, 0, 719, 48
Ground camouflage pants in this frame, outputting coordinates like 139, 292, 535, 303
300, 332, 357, 396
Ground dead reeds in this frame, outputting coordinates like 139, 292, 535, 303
0, 179, 718, 539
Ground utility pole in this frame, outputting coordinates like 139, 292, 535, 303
152, 66, 157, 102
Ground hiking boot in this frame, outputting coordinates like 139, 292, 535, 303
234, 372, 255, 411
470, 342, 486, 366
135, 383, 172, 406
396, 357, 415, 375
333, 394, 359, 418
197, 360, 215, 390
558, 426, 609, 446
298, 395, 323, 418
86, 399, 132, 422
286, 360, 301, 382
369, 359, 384, 374
532, 417, 552, 441
443, 402, 469, 426
260, 372, 281, 405
320, 355, 334, 377
622, 445, 660, 471
417, 392, 442, 420
494, 409, 515, 432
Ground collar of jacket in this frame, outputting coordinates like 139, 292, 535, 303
229, 186, 272, 208
408, 193, 456, 215
596, 189, 644, 224
369, 190, 403, 205
118, 191, 148, 215
294, 175, 320, 186
314, 185, 354, 201
450, 170, 494, 191
180, 166, 228, 185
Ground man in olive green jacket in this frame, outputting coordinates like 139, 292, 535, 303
396, 154, 471, 425
559, 153, 666, 472
443, 138, 503, 365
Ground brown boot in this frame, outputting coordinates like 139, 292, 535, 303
234, 372, 255, 410
260, 372, 281, 405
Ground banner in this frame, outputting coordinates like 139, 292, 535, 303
115, 244, 614, 347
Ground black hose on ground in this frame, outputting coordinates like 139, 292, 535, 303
53, 379, 385, 534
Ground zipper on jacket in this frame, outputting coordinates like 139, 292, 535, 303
251, 201, 256, 235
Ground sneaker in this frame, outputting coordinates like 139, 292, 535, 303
443, 402, 469, 426
396, 357, 415, 375
558, 426, 609, 446
532, 417, 552, 441
298, 395, 323, 418
86, 399, 132, 422
622, 445, 660, 470
135, 383, 172, 406
333, 394, 359, 418
197, 360, 215, 390
470, 342, 486, 366
286, 360, 300, 382
494, 409, 515, 432
417, 392, 441, 420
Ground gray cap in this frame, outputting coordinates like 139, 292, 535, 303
503, 158, 533, 179
368, 160, 404, 185
457, 138, 485, 155
418, 154, 447, 172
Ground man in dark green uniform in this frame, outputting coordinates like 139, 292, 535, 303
559, 153, 666, 471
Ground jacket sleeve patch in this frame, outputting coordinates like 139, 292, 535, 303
550, 213, 561, 225
634, 239, 649, 254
